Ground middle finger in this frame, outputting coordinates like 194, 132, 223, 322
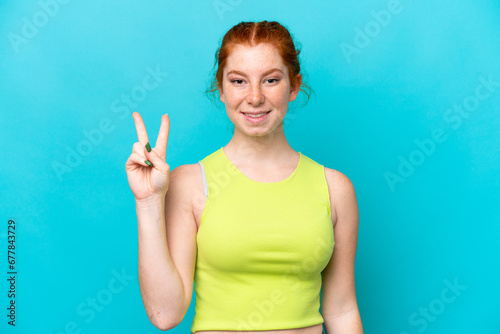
155, 114, 169, 157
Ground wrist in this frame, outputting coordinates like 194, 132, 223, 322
135, 194, 165, 209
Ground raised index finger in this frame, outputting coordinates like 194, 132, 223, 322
132, 112, 150, 145
155, 114, 169, 157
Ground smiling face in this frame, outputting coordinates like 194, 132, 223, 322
219, 43, 301, 138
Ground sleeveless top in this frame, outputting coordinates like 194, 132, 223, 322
191, 147, 335, 332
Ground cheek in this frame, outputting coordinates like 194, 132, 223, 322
226, 89, 247, 106
270, 86, 290, 104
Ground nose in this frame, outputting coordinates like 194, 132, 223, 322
246, 83, 265, 106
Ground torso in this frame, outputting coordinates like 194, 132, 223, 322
193, 324, 323, 334
189, 150, 337, 334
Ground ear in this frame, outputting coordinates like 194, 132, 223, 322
219, 85, 225, 103
289, 74, 302, 102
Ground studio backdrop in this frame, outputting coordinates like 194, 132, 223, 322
1, 0, 499, 333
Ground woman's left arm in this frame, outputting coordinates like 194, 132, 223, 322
321, 168, 363, 333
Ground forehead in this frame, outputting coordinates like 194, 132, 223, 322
224, 43, 287, 75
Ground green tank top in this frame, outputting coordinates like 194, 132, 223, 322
191, 147, 335, 332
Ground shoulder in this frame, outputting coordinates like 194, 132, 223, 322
170, 163, 200, 184
323, 167, 358, 227
324, 167, 356, 194
168, 163, 204, 204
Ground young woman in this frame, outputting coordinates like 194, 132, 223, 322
126, 21, 363, 334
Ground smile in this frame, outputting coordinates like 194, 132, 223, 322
241, 111, 271, 123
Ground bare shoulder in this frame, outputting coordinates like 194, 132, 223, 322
323, 167, 358, 228
324, 167, 356, 193
170, 163, 201, 185
168, 163, 204, 201
168, 163, 205, 227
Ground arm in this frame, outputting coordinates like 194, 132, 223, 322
321, 168, 363, 333
136, 164, 198, 330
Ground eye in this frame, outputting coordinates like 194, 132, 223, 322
266, 78, 280, 84
230, 79, 245, 85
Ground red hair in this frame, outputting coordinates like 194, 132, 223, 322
206, 20, 312, 104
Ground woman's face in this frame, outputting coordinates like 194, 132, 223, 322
219, 43, 301, 138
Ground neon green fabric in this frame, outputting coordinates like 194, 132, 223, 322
191, 147, 335, 332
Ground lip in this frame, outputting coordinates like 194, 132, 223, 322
241, 110, 271, 124
241, 111, 271, 115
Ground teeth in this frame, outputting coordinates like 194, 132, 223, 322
245, 112, 268, 118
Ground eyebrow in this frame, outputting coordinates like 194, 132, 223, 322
226, 68, 284, 77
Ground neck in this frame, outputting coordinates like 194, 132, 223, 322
223, 124, 297, 166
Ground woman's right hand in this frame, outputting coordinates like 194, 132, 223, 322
126, 112, 171, 201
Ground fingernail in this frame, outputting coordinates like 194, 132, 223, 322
145, 142, 151, 152
145, 160, 153, 167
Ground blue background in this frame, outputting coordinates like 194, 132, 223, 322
1, 0, 499, 333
